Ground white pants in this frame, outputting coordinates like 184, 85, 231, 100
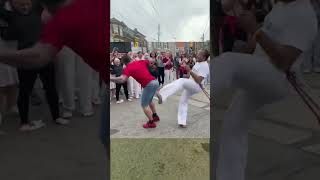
128, 77, 141, 98
164, 69, 175, 84
302, 33, 320, 72
91, 70, 101, 101
55, 47, 93, 113
212, 52, 289, 180
159, 78, 202, 125
75, 54, 93, 113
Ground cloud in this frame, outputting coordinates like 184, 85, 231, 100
111, 0, 210, 42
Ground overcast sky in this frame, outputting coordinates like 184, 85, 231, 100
111, 0, 210, 42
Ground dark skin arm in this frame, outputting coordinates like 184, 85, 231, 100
185, 65, 204, 85
255, 30, 301, 71
239, 11, 302, 71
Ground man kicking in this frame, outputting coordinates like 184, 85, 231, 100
156, 49, 210, 128
110, 55, 161, 129
212, 0, 318, 180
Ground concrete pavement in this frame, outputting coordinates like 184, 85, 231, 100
110, 85, 210, 138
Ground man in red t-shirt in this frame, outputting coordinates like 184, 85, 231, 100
110, 55, 161, 128
0, 0, 108, 143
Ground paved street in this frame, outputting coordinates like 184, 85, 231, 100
110, 84, 210, 138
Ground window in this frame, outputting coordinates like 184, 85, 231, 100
119, 26, 123, 36
112, 24, 119, 34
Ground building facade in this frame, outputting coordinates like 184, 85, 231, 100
110, 17, 148, 52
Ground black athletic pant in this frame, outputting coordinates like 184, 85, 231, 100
17, 63, 60, 125
115, 83, 129, 101
157, 67, 165, 85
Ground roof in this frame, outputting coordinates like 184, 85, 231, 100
110, 18, 127, 27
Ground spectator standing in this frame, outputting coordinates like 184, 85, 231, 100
163, 51, 174, 84
153, 51, 164, 86
0, 0, 69, 131
112, 57, 131, 104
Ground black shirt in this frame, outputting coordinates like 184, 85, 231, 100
0, 1, 43, 50
111, 64, 124, 77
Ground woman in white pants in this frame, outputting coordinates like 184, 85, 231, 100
163, 51, 175, 84
158, 50, 210, 127
55, 47, 94, 118
211, 0, 318, 180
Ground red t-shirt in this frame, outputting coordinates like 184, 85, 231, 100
162, 57, 173, 70
179, 66, 188, 74
40, 0, 108, 81
123, 60, 155, 87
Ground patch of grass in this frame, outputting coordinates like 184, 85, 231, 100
111, 138, 209, 180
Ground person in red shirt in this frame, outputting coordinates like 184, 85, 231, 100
110, 55, 161, 129
162, 51, 174, 83
0, 0, 108, 149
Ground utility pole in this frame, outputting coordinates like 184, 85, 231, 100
158, 24, 160, 49
202, 33, 205, 49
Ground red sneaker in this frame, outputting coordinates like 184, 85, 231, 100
143, 121, 157, 128
153, 115, 160, 122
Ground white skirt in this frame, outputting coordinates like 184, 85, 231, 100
0, 63, 18, 87
0, 40, 18, 87
110, 75, 116, 89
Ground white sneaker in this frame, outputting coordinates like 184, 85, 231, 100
55, 118, 70, 125
82, 111, 94, 117
127, 98, 132, 102
116, 99, 124, 104
62, 110, 72, 119
20, 120, 45, 132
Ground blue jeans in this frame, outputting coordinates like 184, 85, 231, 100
140, 80, 160, 107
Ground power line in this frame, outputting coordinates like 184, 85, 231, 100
112, 10, 157, 41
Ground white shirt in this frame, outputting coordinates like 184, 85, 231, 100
191, 61, 210, 86
253, 0, 318, 72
